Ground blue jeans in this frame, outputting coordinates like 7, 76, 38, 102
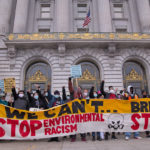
125, 132, 139, 138
92, 132, 100, 137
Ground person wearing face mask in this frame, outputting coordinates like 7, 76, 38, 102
12, 86, 29, 110
27, 86, 46, 110
100, 81, 117, 140
124, 85, 141, 141
47, 87, 64, 142
68, 77, 87, 142
89, 87, 104, 141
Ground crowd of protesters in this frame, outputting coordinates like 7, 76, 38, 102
0, 78, 150, 142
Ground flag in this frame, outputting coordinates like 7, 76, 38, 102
83, 8, 91, 27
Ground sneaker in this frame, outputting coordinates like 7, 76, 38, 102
146, 135, 150, 138
92, 136, 95, 141
71, 138, 76, 142
97, 137, 102, 141
81, 137, 86, 141
134, 136, 142, 139
105, 134, 108, 140
125, 136, 129, 141
112, 135, 117, 140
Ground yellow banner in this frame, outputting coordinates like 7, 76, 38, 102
0, 98, 150, 120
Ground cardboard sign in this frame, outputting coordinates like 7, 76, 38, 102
71, 65, 82, 78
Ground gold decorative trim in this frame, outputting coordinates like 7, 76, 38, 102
126, 69, 143, 81
78, 69, 96, 81
29, 70, 47, 82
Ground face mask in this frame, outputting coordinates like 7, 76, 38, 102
19, 94, 24, 98
84, 93, 88, 96
94, 93, 97, 98
110, 90, 115, 94
67, 96, 70, 100
34, 95, 39, 100
45, 93, 48, 97
54, 95, 59, 98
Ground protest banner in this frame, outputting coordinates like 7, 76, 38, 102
0, 98, 150, 140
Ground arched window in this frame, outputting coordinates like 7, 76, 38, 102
24, 62, 51, 92
123, 61, 148, 97
74, 61, 100, 91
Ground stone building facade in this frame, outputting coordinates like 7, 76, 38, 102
0, 0, 150, 96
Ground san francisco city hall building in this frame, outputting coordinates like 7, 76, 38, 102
0, 0, 150, 96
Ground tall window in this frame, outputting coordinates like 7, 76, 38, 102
111, 0, 131, 32
73, 0, 92, 32
35, 0, 54, 33
113, 3, 124, 19
40, 4, 51, 18
123, 61, 148, 97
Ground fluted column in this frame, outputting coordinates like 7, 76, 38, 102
97, 0, 112, 32
55, 0, 70, 32
136, 0, 150, 32
13, 0, 29, 33
0, 0, 13, 34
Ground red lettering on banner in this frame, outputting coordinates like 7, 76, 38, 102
45, 128, 51, 135
30, 120, 42, 136
101, 114, 104, 122
7, 119, 19, 137
44, 120, 49, 127
19, 120, 30, 137
131, 114, 141, 130
0, 118, 6, 137
142, 114, 150, 130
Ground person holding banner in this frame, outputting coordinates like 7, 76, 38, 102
47, 85, 64, 142
12, 87, 29, 110
124, 85, 142, 140
89, 86, 104, 141
68, 77, 86, 142
100, 80, 118, 140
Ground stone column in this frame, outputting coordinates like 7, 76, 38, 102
97, 0, 112, 32
13, 0, 29, 33
0, 0, 13, 34
55, 0, 70, 32
136, 0, 150, 32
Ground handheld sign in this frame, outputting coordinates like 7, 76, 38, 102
0, 80, 4, 92
71, 65, 82, 78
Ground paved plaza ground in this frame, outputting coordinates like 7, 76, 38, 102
0, 133, 150, 150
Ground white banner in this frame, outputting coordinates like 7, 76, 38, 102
0, 113, 150, 140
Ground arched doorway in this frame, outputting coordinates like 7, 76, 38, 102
123, 61, 148, 97
74, 61, 100, 91
24, 62, 51, 92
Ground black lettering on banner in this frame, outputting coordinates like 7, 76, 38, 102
44, 109, 56, 118
28, 113, 38, 119
58, 104, 72, 117
131, 102, 139, 113
72, 101, 85, 113
140, 101, 148, 112
91, 101, 103, 113
5, 107, 25, 119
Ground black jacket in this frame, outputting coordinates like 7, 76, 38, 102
12, 88, 29, 110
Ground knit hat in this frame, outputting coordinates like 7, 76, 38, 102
54, 90, 60, 95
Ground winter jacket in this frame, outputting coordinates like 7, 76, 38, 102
12, 88, 29, 110
100, 81, 117, 99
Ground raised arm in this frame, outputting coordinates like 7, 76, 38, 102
62, 86, 67, 102
12, 86, 18, 100
100, 80, 106, 97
